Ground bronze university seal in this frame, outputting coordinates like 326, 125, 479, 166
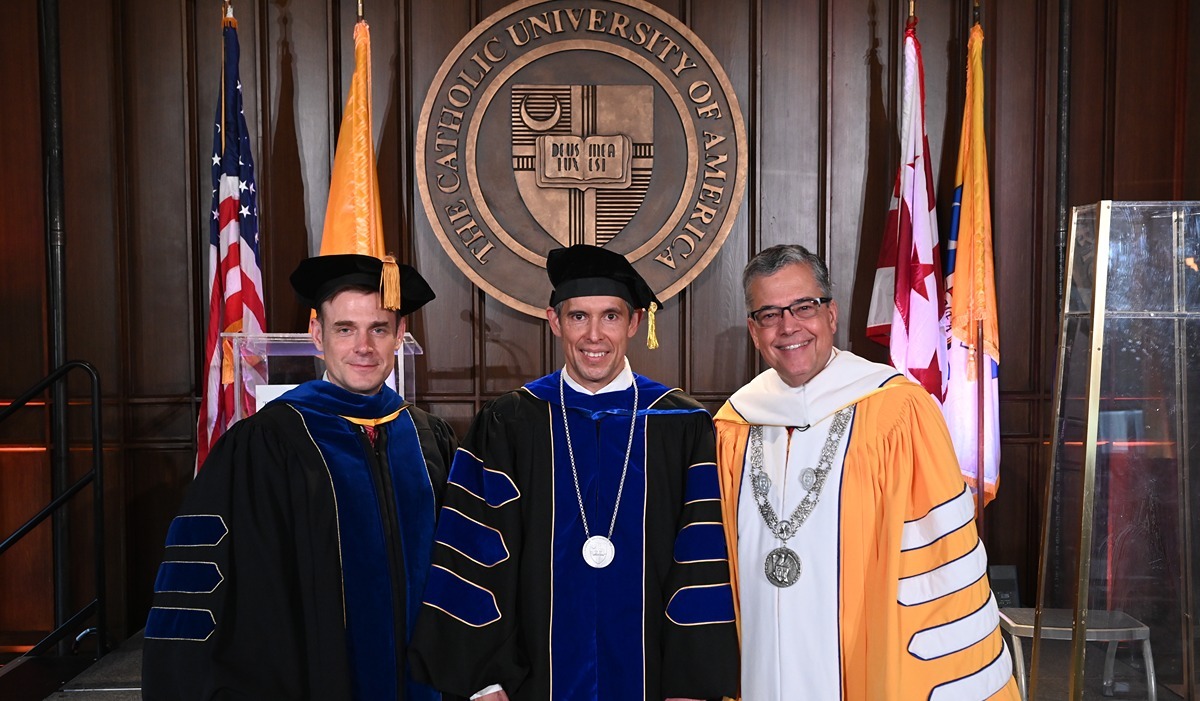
417, 0, 747, 316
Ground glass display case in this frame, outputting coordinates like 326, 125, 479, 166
221, 332, 424, 420
1025, 202, 1200, 699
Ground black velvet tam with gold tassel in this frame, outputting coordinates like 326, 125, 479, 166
290, 253, 435, 317
545, 244, 663, 349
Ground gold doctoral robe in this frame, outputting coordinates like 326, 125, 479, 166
714, 350, 1019, 700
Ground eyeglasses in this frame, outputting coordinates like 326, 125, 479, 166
747, 297, 833, 327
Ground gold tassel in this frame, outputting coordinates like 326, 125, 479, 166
646, 302, 659, 350
380, 254, 401, 311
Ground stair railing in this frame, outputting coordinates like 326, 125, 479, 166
0, 360, 106, 658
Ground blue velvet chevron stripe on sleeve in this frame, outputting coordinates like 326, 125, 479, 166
164, 514, 228, 547
154, 561, 224, 594
666, 584, 736, 626
683, 462, 721, 503
446, 449, 520, 507
435, 508, 510, 567
672, 523, 728, 563
145, 607, 218, 642
422, 565, 502, 627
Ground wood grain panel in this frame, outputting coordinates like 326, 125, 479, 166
484, 299, 550, 395
423, 401, 482, 441
990, 0, 1042, 398
1112, 0, 1182, 199
998, 396, 1036, 437
756, 0, 821, 260
1188, 0, 1200, 199
120, 0, 194, 396
830, 0, 895, 361
0, 452, 53, 632
126, 399, 199, 443
986, 440, 1039, 600
62, 0, 120, 391
409, 0, 479, 397
122, 447, 197, 634
0, 0, 47, 396
687, 0, 752, 395
261, 0, 333, 334
1066, 0, 1113, 206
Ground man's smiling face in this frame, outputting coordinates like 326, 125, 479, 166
746, 262, 838, 388
547, 295, 640, 392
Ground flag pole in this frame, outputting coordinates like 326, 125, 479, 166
972, 1, 987, 532
358, 0, 363, 21
976, 321, 987, 529
973, 0, 986, 533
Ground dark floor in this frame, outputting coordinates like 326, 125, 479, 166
0, 629, 1187, 700
0, 633, 141, 701
44, 631, 142, 700
1013, 635, 1181, 700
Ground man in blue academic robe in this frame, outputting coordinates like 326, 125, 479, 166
411, 245, 738, 701
143, 254, 455, 701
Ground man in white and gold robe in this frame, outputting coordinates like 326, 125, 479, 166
715, 244, 1019, 700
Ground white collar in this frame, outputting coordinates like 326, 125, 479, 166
562, 357, 634, 395
727, 348, 899, 427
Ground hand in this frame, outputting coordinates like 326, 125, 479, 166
477, 692, 509, 701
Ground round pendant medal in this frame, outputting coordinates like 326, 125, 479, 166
800, 468, 817, 491
583, 535, 616, 568
764, 547, 802, 587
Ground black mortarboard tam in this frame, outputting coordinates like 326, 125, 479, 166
290, 253, 435, 317
546, 244, 663, 349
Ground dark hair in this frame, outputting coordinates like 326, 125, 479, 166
551, 298, 635, 318
742, 244, 833, 310
315, 284, 403, 325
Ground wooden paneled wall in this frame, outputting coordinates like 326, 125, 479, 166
1, 0, 1197, 641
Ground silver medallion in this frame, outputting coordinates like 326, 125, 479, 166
583, 535, 616, 568
800, 468, 817, 491
764, 547, 802, 587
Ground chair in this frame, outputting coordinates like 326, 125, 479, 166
998, 608, 1156, 701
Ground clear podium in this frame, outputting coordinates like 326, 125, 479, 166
220, 332, 424, 420
1027, 201, 1200, 699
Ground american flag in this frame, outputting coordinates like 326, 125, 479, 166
196, 9, 266, 470
866, 17, 948, 403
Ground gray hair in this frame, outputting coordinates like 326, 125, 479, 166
742, 244, 833, 310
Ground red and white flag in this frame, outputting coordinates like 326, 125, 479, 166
866, 19, 948, 403
196, 7, 266, 470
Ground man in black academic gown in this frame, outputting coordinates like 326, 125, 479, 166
143, 254, 455, 701
411, 245, 739, 701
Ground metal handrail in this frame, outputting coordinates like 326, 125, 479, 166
0, 360, 106, 659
